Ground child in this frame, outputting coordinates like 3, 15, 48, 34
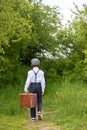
24, 58, 45, 121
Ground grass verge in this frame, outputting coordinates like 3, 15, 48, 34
43, 80, 87, 130
0, 114, 27, 130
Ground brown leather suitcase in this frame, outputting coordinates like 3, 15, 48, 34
19, 93, 37, 108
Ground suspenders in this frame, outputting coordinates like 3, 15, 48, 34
29, 69, 41, 93
32, 69, 39, 83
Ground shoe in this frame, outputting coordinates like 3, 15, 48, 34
31, 117, 36, 121
37, 112, 42, 120
38, 114, 42, 120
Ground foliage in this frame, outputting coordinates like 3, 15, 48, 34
69, 4, 87, 81
0, 0, 62, 85
0, 0, 32, 85
20, 3, 61, 64
1, 2, 87, 130
52, 4, 87, 82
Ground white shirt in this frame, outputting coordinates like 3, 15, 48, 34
24, 67, 45, 93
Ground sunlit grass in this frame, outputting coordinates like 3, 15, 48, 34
43, 80, 87, 130
0, 115, 27, 130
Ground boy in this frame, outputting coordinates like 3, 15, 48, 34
24, 58, 45, 121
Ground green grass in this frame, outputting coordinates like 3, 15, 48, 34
0, 84, 27, 130
0, 79, 87, 130
0, 84, 24, 115
0, 115, 27, 130
43, 80, 87, 130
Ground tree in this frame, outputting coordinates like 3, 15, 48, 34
71, 4, 87, 81
0, 0, 62, 85
0, 0, 32, 84
50, 4, 87, 81
20, 2, 62, 64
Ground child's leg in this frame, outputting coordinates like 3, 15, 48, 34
37, 94, 42, 112
36, 84, 42, 113
36, 84, 43, 120
29, 83, 36, 120
37, 92, 42, 120
30, 108, 36, 120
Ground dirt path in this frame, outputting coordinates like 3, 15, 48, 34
26, 113, 61, 130
27, 120, 61, 130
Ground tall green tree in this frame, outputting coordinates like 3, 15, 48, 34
0, 0, 32, 84
20, 2, 62, 64
52, 4, 87, 80
0, 0, 62, 85
71, 4, 87, 81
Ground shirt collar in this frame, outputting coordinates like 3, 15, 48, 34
33, 67, 39, 72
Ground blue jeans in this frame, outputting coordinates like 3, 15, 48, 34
29, 83, 42, 118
